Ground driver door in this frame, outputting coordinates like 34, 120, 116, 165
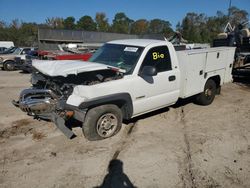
132, 45, 180, 116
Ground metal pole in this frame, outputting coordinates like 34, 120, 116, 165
228, 0, 232, 18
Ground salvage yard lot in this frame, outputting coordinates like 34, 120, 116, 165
0, 70, 250, 188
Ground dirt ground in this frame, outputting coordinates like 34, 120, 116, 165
0, 70, 250, 188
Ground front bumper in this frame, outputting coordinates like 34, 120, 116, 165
14, 58, 33, 73
12, 88, 87, 139
17, 64, 33, 73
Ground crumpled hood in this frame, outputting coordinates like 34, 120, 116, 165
32, 60, 110, 77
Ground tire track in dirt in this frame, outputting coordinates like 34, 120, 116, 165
97, 121, 138, 186
111, 121, 138, 160
179, 106, 197, 188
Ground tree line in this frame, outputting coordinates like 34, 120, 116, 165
0, 6, 248, 46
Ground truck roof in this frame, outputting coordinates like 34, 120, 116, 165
108, 39, 165, 47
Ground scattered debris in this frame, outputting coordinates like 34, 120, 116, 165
50, 152, 57, 157
0, 119, 33, 139
12, 119, 32, 127
32, 130, 46, 141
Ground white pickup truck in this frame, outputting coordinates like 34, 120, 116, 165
13, 39, 235, 140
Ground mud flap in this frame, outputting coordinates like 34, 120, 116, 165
51, 113, 76, 139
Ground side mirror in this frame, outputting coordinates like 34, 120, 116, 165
140, 66, 157, 77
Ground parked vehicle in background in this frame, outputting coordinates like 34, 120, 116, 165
0, 47, 7, 53
14, 57, 33, 73
14, 50, 38, 73
0, 41, 14, 49
45, 51, 92, 61
37, 50, 50, 59
14, 49, 92, 73
213, 22, 250, 78
13, 50, 39, 72
0, 47, 37, 71
13, 39, 235, 140
38, 43, 99, 61
0, 46, 17, 54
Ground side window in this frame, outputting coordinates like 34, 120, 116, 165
140, 46, 172, 73
21, 49, 30, 55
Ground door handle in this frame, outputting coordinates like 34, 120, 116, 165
168, 75, 176, 81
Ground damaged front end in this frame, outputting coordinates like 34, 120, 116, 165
13, 64, 124, 139
12, 87, 85, 139
13, 88, 58, 119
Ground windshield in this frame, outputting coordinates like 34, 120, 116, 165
89, 43, 144, 74
12, 48, 22, 55
1, 47, 17, 54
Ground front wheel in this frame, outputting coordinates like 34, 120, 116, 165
82, 104, 122, 141
3, 60, 15, 71
196, 79, 216, 105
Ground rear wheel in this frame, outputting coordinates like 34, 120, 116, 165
82, 104, 122, 141
196, 79, 216, 105
3, 60, 15, 71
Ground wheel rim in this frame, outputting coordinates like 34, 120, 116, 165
96, 113, 118, 138
6, 62, 14, 70
205, 87, 213, 100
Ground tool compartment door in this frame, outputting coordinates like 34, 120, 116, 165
177, 51, 206, 98
205, 50, 227, 72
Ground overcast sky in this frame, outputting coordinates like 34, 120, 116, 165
0, 0, 249, 28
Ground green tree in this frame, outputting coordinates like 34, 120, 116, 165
179, 7, 249, 43
6, 19, 21, 45
0, 7, 248, 47
205, 11, 228, 42
0, 26, 10, 43
77, 15, 97, 31
95, 12, 109, 32
111, 12, 133, 33
0, 20, 8, 42
0, 20, 38, 46
18, 22, 38, 46
148, 19, 173, 36
178, 13, 207, 42
131, 19, 149, 35
63, 16, 75, 29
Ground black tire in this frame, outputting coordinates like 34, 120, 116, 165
196, 79, 216, 105
82, 104, 122, 141
3, 60, 15, 71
